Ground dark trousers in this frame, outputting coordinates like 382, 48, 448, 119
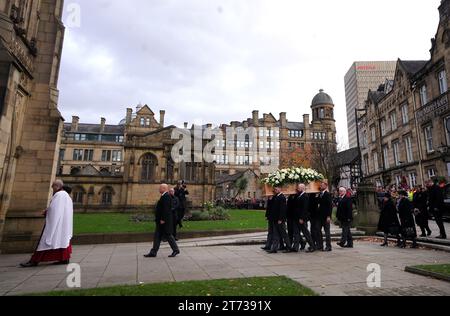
150, 224, 179, 255
177, 208, 186, 228
434, 211, 447, 237
292, 220, 314, 251
265, 220, 274, 249
310, 219, 321, 250
318, 220, 332, 250
340, 221, 353, 246
287, 218, 295, 244
270, 221, 291, 252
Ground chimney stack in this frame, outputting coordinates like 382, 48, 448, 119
160, 110, 166, 128
252, 110, 259, 126
303, 114, 310, 128
71, 116, 79, 132
280, 112, 287, 128
100, 118, 106, 133
126, 108, 133, 125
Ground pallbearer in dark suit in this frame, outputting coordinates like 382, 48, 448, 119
309, 193, 321, 251
261, 196, 274, 251
292, 184, 315, 253
317, 182, 333, 252
268, 187, 292, 254
286, 194, 297, 245
336, 187, 354, 248
144, 184, 180, 258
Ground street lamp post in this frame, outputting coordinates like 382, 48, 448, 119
355, 108, 367, 185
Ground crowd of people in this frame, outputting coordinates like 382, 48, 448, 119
262, 183, 354, 254
377, 179, 447, 249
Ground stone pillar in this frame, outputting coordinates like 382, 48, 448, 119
0, 0, 65, 254
353, 181, 380, 235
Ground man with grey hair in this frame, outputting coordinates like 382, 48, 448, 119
145, 184, 180, 258
336, 187, 354, 248
21, 180, 74, 267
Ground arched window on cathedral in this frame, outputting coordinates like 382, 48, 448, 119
70, 167, 81, 176
72, 186, 85, 205
166, 158, 174, 183
99, 186, 114, 205
141, 153, 158, 182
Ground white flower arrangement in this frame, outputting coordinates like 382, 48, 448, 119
262, 167, 324, 187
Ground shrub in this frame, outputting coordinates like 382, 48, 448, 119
209, 206, 230, 221
187, 203, 231, 221
189, 210, 211, 221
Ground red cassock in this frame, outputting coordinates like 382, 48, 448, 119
30, 244, 72, 264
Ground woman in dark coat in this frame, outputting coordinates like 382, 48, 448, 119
378, 193, 402, 247
398, 191, 418, 248
413, 186, 432, 237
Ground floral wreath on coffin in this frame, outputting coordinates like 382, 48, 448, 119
262, 167, 325, 187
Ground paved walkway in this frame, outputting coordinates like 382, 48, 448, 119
1, 235, 450, 296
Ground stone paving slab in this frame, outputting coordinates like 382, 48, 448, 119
0, 235, 450, 296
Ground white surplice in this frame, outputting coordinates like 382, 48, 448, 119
37, 190, 74, 252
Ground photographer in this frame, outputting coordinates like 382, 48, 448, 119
175, 180, 189, 229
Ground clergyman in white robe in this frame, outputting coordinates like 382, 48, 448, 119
21, 181, 74, 267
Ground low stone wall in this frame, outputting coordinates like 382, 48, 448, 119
72, 229, 267, 245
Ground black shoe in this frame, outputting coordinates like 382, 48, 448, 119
411, 243, 419, 249
267, 250, 278, 254
175, 238, 179, 241
436, 235, 447, 240
144, 253, 157, 258
261, 247, 270, 251
336, 242, 345, 248
169, 250, 180, 258
380, 242, 388, 247
20, 262, 38, 268
305, 248, 315, 253
323, 248, 332, 252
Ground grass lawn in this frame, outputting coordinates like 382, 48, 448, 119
30, 277, 317, 296
74, 210, 267, 235
411, 264, 450, 277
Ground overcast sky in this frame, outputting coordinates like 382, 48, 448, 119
59, 0, 442, 148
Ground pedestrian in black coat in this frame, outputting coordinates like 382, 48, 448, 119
317, 182, 333, 251
398, 191, 418, 248
413, 187, 431, 237
145, 184, 180, 258
378, 193, 402, 247
268, 188, 292, 253
291, 184, 315, 253
336, 187, 353, 248
426, 181, 447, 239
